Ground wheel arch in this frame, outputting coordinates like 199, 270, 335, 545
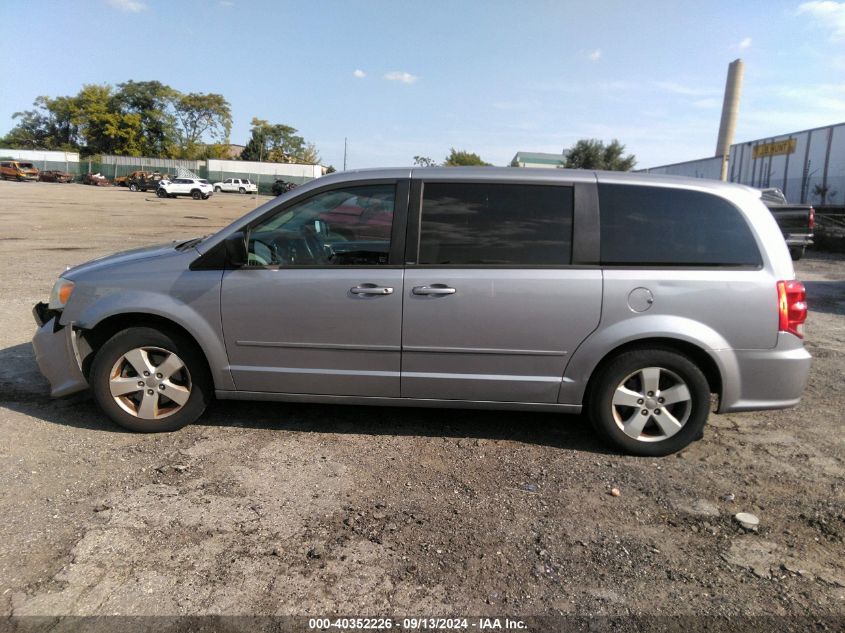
581, 337, 723, 408
77, 312, 219, 389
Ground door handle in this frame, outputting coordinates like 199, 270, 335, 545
412, 285, 456, 296
351, 285, 393, 295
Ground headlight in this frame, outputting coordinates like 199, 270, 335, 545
48, 277, 75, 310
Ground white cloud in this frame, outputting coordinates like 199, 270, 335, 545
106, 0, 147, 12
352, 69, 366, 79
653, 81, 718, 96
797, 1, 845, 39
738, 36, 752, 49
384, 71, 419, 84
692, 97, 721, 109
588, 49, 602, 61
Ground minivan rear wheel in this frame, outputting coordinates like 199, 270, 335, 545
588, 349, 710, 456
90, 327, 211, 432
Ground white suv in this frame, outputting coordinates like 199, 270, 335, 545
157, 178, 214, 200
213, 178, 258, 194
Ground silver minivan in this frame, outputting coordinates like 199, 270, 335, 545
32, 168, 811, 456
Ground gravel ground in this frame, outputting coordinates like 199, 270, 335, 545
0, 181, 843, 626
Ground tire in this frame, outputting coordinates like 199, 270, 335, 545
214, 186, 221, 193
588, 348, 710, 456
239, 187, 246, 194
90, 327, 211, 432
191, 189, 201, 200
129, 183, 138, 192
790, 246, 805, 261
156, 188, 166, 198
202, 194, 210, 200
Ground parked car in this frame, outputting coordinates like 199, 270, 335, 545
31, 168, 811, 456
157, 177, 214, 199
114, 170, 150, 187
759, 188, 814, 261
0, 160, 39, 181
129, 172, 168, 192
271, 179, 297, 196
38, 170, 73, 183
82, 173, 111, 186
213, 178, 257, 194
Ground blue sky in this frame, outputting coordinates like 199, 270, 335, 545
1, 0, 844, 169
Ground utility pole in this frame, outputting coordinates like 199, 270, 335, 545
343, 137, 348, 171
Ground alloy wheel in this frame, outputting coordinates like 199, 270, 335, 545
109, 346, 192, 420
610, 366, 692, 442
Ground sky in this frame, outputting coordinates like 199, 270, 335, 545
1, 0, 844, 169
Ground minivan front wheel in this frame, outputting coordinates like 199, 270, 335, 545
90, 327, 211, 432
588, 349, 710, 456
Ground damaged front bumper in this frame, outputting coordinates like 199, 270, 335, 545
31, 302, 89, 397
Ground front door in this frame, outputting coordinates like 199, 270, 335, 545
221, 181, 407, 397
401, 180, 602, 403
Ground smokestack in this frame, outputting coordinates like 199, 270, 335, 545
716, 58, 744, 180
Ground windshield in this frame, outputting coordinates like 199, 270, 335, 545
19, 163, 34, 169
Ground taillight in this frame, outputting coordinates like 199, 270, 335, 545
808, 207, 815, 230
777, 280, 807, 338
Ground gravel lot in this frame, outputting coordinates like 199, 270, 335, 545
1, 181, 843, 625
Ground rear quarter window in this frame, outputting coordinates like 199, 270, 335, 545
598, 184, 762, 266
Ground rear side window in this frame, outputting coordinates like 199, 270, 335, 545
599, 184, 761, 266
418, 183, 573, 265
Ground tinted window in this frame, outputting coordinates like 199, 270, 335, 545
599, 184, 761, 266
418, 183, 573, 265
246, 184, 395, 266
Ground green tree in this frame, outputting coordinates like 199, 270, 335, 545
172, 92, 232, 158
113, 80, 179, 156
240, 118, 319, 163
443, 148, 491, 166
1, 95, 80, 150
413, 155, 437, 167
563, 138, 636, 171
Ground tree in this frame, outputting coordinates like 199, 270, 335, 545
1, 95, 79, 150
443, 148, 491, 166
113, 80, 179, 156
563, 138, 636, 171
240, 118, 319, 164
172, 92, 232, 158
812, 183, 838, 205
413, 155, 437, 167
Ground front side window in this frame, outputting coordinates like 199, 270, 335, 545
246, 184, 396, 266
418, 182, 573, 265
598, 184, 762, 266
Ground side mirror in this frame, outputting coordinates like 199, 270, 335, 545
225, 231, 248, 267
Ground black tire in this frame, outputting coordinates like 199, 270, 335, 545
239, 187, 246, 194
789, 246, 805, 261
129, 183, 138, 192
214, 186, 221, 192
191, 189, 201, 200
588, 348, 710, 456
156, 188, 166, 198
90, 327, 211, 432
202, 193, 210, 199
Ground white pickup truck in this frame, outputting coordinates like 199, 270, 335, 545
212, 178, 258, 194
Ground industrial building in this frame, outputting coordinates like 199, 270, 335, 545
640, 121, 845, 208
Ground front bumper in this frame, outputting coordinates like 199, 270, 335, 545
715, 333, 812, 413
31, 303, 89, 398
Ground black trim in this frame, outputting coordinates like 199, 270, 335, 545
572, 181, 600, 265
189, 241, 228, 270
389, 179, 410, 266
404, 179, 423, 264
